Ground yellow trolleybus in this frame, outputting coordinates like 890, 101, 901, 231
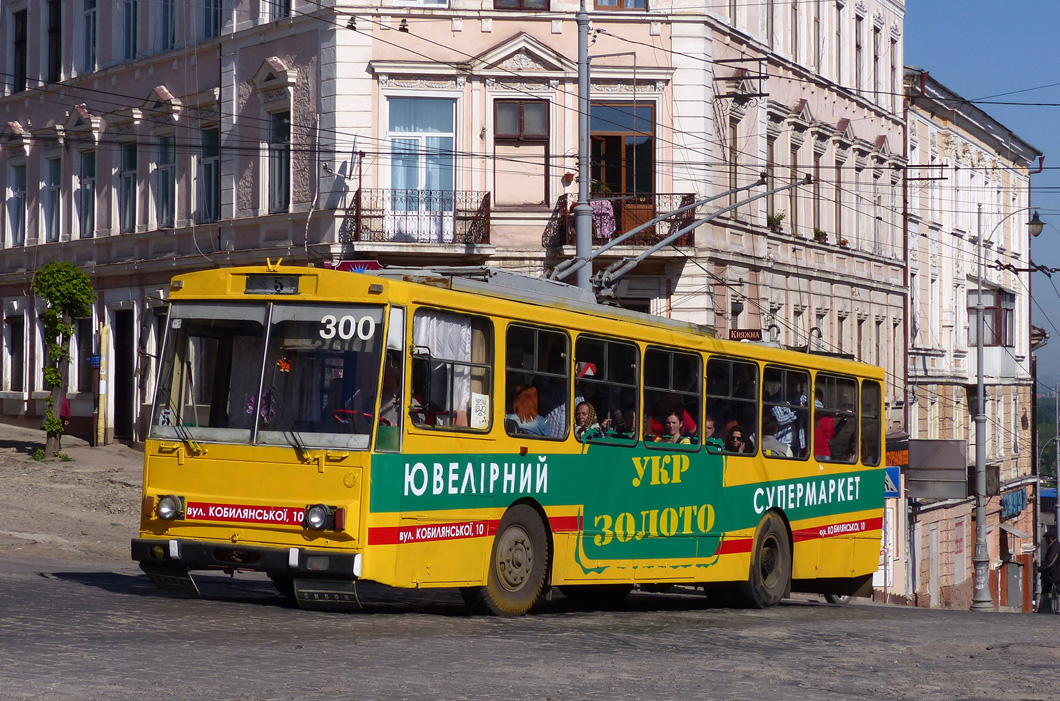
132, 262, 885, 615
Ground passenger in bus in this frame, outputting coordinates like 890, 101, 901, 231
506, 385, 548, 436
600, 406, 637, 439
725, 424, 753, 454
813, 390, 835, 460
654, 410, 691, 445
771, 376, 807, 453
378, 352, 402, 427
574, 401, 603, 442
703, 414, 723, 449
762, 415, 792, 457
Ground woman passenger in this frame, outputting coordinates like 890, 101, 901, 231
654, 410, 690, 445
506, 385, 548, 436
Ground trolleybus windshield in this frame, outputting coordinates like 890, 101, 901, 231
151, 302, 385, 450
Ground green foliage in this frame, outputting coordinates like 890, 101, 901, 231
766, 212, 785, 231
31, 262, 95, 456
32, 448, 44, 461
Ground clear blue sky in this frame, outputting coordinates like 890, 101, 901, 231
905, 1, 1060, 389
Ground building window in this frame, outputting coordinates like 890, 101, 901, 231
160, 0, 174, 51
813, 0, 821, 71
788, 145, 799, 236
156, 135, 176, 228
268, 0, 291, 20
204, 0, 221, 38
728, 119, 740, 207
6, 315, 24, 392
47, 0, 62, 83
7, 164, 26, 246
812, 154, 821, 231
855, 16, 863, 95
595, 0, 646, 10
496, 0, 546, 9
13, 10, 27, 93
120, 143, 137, 233
834, 157, 843, 241
890, 37, 898, 113
590, 102, 654, 196
872, 27, 881, 104
77, 151, 96, 238
198, 128, 220, 223
766, 0, 774, 48
82, 0, 97, 72
789, 1, 798, 60
388, 98, 456, 241
494, 100, 548, 206
968, 289, 1016, 348
766, 137, 776, 219
76, 317, 94, 393
43, 158, 61, 243
123, 0, 138, 60
268, 111, 291, 214
834, 3, 843, 84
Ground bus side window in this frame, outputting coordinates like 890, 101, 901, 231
813, 373, 858, 463
861, 380, 883, 465
573, 336, 639, 444
505, 324, 568, 440
762, 366, 810, 459
410, 309, 492, 431
706, 357, 759, 456
643, 347, 700, 448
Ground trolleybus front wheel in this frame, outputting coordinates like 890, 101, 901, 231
824, 593, 851, 605
473, 504, 549, 616
736, 511, 791, 609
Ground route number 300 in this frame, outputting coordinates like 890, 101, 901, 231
319, 314, 376, 341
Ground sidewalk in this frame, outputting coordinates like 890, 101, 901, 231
0, 422, 144, 564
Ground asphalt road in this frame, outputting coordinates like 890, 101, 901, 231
2, 554, 1059, 700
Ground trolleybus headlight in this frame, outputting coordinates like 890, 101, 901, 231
157, 495, 184, 521
305, 504, 333, 531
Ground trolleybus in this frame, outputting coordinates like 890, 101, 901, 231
132, 262, 884, 615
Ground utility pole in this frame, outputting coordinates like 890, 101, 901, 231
1055, 384, 1059, 532
971, 203, 992, 611
574, 0, 592, 291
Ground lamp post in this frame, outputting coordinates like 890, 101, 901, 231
971, 205, 1044, 612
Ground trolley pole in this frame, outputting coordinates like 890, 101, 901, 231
574, 0, 592, 292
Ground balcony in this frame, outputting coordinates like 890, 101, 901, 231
552, 193, 697, 247
345, 188, 490, 244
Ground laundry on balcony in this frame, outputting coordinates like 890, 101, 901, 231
590, 199, 616, 240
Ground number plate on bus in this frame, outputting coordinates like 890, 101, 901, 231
245, 275, 300, 295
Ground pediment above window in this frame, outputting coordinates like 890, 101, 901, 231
108, 107, 143, 138
142, 86, 183, 127
253, 57, 298, 93
471, 32, 576, 76
64, 104, 102, 148
0, 121, 29, 155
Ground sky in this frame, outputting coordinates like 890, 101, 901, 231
904, 1, 1060, 389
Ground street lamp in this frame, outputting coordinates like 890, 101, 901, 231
971, 205, 1044, 612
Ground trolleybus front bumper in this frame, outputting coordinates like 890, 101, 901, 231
131, 537, 362, 582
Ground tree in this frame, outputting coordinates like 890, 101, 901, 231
32, 262, 96, 458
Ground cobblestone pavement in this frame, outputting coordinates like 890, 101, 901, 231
2, 423, 1060, 699
2, 556, 1060, 701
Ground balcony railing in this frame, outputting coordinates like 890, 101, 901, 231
345, 188, 490, 244
552, 193, 697, 247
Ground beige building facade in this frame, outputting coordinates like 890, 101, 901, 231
904, 68, 1040, 610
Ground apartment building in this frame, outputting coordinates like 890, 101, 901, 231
903, 68, 1040, 610
0, 1, 909, 474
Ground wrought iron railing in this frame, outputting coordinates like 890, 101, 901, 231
553, 193, 697, 247
346, 188, 490, 244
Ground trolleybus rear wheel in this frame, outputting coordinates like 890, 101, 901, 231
824, 593, 851, 605
736, 512, 791, 608
477, 504, 549, 616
